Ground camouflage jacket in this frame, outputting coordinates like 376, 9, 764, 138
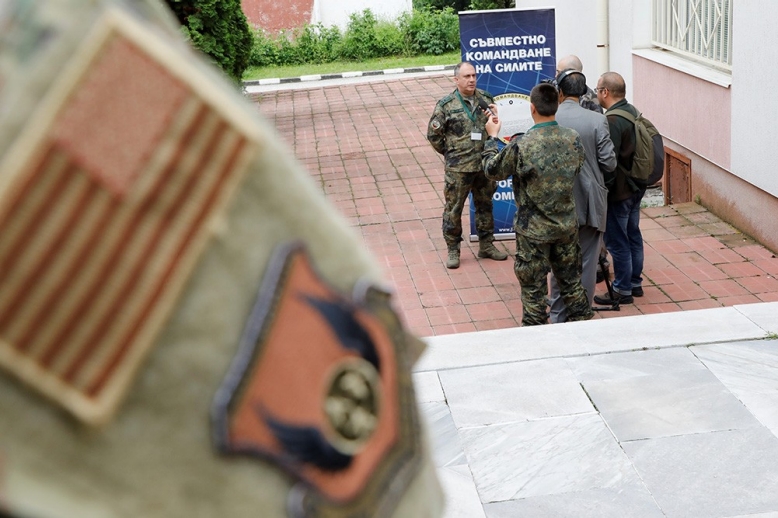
580, 86, 603, 113
482, 121, 584, 242
427, 88, 494, 173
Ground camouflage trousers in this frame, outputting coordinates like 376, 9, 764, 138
442, 170, 497, 247
514, 233, 594, 326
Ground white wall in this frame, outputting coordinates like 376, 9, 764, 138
311, 0, 411, 30
509, 2, 601, 89
730, 1, 778, 198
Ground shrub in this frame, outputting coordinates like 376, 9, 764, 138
249, 29, 280, 67
295, 24, 342, 64
164, 0, 253, 82
373, 20, 405, 57
338, 9, 381, 61
413, 0, 469, 11
246, 8, 461, 69
399, 8, 459, 55
469, 0, 515, 9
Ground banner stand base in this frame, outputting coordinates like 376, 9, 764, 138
469, 233, 515, 242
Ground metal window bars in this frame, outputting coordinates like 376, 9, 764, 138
652, 0, 733, 71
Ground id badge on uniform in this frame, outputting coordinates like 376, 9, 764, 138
471, 132, 482, 141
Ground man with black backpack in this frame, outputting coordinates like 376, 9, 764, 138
593, 72, 662, 306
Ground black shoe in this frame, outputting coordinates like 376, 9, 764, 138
632, 286, 644, 297
594, 292, 634, 305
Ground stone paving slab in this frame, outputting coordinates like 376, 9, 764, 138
414, 306, 778, 516
623, 425, 778, 518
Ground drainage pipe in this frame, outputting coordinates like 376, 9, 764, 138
596, 0, 610, 76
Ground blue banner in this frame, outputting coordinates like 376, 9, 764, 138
460, 8, 556, 239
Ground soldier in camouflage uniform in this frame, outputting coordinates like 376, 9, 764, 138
427, 62, 508, 269
482, 83, 594, 326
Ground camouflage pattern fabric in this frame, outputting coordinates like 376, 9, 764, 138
482, 122, 583, 242
0, 1, 444, 517
427, 88, 495, 173
483, 123, 592, 326
441, 170, 495, 247
428, 88, 497, 246
514, 234, 593, 326
580, 86, 603, 113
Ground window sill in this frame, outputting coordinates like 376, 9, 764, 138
632, 48, 732, 88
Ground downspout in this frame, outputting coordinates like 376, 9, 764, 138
311, 0, 320, 26
596, 0, 610, 76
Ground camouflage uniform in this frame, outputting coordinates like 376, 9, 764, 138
482, 123, 594, 326
580, 86, 603, 114
0, 1, 444, 517
427, 89, 498, 249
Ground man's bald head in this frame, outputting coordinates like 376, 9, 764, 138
557, 55, 584, 73
600, 72, 626, 98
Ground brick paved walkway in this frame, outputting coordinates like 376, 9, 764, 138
252, 74, 778, 337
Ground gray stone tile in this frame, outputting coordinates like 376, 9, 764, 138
583, 365, 757, 442
419, 401, 467, 468
458, 414, 637, 503
413, 371, 446, 403
693, 339, 778, 438
623, 426, 778, 518
438, 359, 594, 428
569, 307, 769, 355
483, 481, 664, 518
726, 513, 778, 518
735, 302, 778, 334
568, 347, 705, 383
438, 465, 486, 518
417, 325, 588, 372
416, 306, 770, 374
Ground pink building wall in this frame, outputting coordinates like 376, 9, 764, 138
631, 55, 731, 170
241, 0, 314, 32
631, 55, 778, 253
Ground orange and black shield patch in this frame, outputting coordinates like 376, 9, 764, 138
211, 243, 421, 517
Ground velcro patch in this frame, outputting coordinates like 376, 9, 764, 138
212, 242, 421, 517
0, 6, 258, 425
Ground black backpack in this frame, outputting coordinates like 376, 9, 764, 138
609, 108, 664, 186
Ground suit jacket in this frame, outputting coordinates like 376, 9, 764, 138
555, 99, 617, 231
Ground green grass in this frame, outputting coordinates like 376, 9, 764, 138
243, 51, 460, 80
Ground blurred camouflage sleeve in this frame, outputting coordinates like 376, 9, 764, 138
574, 135, 585, 175
482, 137, 519, 181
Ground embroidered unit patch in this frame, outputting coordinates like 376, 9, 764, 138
212, 243, 422, 517
0, 7, 259, 425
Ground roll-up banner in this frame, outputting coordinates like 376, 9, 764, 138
460, 8, 556, 240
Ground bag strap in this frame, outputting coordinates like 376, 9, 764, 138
607, 108, 645, 192
608, 108, 641, 124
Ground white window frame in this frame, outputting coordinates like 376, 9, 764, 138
652, 0, 733, 72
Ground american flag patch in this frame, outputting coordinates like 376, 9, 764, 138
0, 8, 258, 425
